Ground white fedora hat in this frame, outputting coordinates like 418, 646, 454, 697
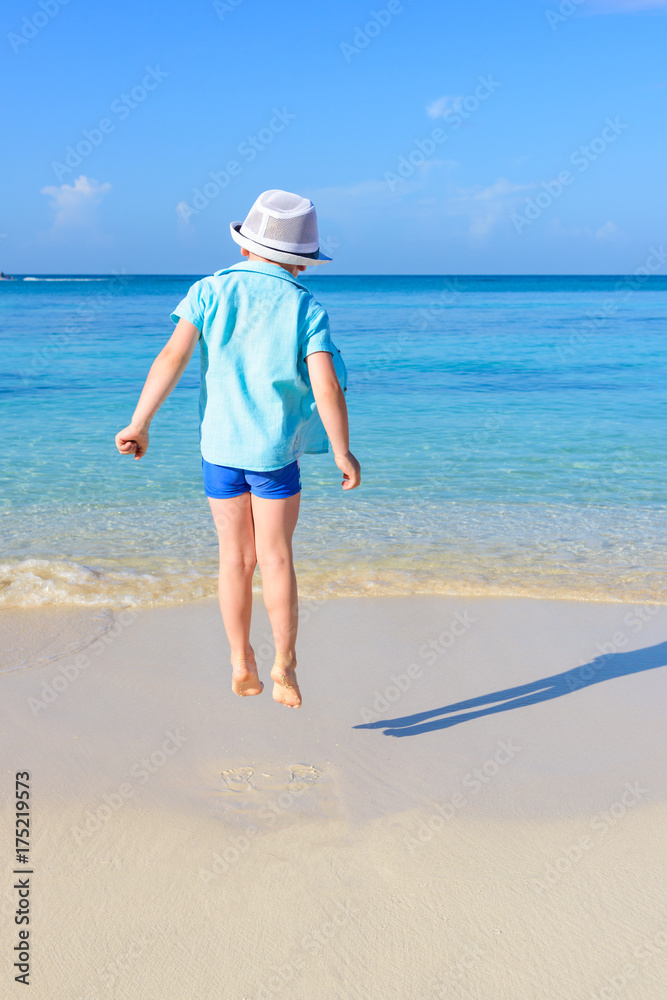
230, 189, 332, 266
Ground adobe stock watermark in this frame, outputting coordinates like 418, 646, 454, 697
358, 276, 466, 378
20, 269, 131, 382
405, 739, 522, 854
511, 116, 628, 233
8, 0, 71, 54
255, 900, 360, 999
532, 781, 649, 894
428, 943, 488, 998
385, 76, 501, 192
432, 406, 511, 491
361, 329, 413, 381
200, 765, 324, 883
581, 447, 634, 495
69, 728, 189, 845
198, 782, 311, 884
556, 245, 667, 361
51, 66, 169, 182
213, 0, 249, 20
564, 604, 661, 694
545, 0, 586, 31
362, 278, 466, 381
589, 927, 667, 1000
89, 924, 160, 997
340, 1, 406, 63
199, 825, 260, 883
253, 597, 326, 671
358, 609, 477, 724
318, 233, 340, 260
69, 925, 161, 999
27, 608, 139, 715
410, 277, 466, 330
176, 107, 296, 223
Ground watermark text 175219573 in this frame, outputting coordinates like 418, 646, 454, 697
13, 771, 32, 986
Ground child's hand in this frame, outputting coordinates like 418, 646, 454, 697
115, 424, 149, 460
335, 451, 361, 490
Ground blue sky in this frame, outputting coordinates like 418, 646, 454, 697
1, 0, 666, 274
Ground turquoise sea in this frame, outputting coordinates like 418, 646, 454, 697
1, 273, 665, 607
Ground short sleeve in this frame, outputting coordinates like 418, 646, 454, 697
301, 302, 334, 360
170, 279, 207, 333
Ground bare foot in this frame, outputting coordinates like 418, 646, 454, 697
231, 647, 263, 697
271, 655, 302, 708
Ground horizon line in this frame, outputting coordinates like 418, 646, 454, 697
4, 272, 666, 279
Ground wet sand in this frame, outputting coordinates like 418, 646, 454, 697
1, 594, 666, 999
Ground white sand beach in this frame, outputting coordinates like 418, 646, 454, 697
1, 594, 666, 999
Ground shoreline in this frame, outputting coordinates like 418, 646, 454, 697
1, 555, 666, 611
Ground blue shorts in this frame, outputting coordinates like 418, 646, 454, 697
202, 458, 301, 499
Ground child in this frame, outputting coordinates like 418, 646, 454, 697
115, 189, 360, 709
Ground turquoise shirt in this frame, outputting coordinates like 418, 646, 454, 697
170, 260, 347, 471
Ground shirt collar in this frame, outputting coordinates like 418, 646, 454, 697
215, 260, 310, 291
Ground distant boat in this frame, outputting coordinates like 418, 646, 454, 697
0, 272, 16, 280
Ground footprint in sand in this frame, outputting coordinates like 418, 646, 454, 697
288, 764, 323, 792
220, 767, 255, 792
219, 764, 323, 794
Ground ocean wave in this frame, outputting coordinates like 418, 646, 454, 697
0, 558, 216, 608
22, 277, 109, 282
0, 556, 664, 610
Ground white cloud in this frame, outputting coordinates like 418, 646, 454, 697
176, 201, 193, 226
447, 177, 537, 239
305, 178, 400, 215
471, 178, 530, 202
595, 220, 618, 240
548, 219, 620, 240
309, 163, 460, 212
313, 179, 393, 201
309, 170, 537, 243
41, 175, 111, 229
426, 95, 464, 119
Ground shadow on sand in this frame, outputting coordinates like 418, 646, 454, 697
354, 641, 667, 737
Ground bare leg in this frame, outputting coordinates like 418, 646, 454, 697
208, 494, 263, 696
251, 492, 302, 707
